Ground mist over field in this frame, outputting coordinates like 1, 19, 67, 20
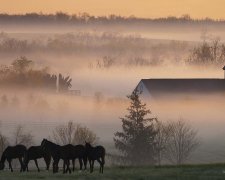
0, 16, 225, 165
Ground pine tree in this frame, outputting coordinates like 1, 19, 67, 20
114, 89, 157, 165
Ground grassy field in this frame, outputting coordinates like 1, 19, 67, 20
1, 164, 225, 180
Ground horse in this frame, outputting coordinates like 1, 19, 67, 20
0, 145, 27, 172
85, 142, 105, 173
71, 144, 87, 172
23, 145, 51, 172
41, 139, 73, 174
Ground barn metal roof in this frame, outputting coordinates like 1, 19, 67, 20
139, 79, 225, 94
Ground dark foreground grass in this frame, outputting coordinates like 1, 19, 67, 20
1, 164, 225, 180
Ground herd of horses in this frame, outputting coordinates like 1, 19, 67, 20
0, 139, 105, 174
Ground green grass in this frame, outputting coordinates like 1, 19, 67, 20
1, 164, 225, 180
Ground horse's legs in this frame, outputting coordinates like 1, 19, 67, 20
26, 160, 30, 172
64, 159, 70, 174
53, 160, 59, 173
79, 158, 83, 171
72, 159, 75, 172
97, 158, 102, 173
102, 156, 105, 174
99, 157, 104, 173
34, 159, 40, 172
44, 155, 51, 171
8, 159, 13, 172
91, 160, 95, 173
88, 159, 92, 173
67, 160, 71, 174
83, 156, 87, 170
63, 160, 66, 174
19, 157, 23, 172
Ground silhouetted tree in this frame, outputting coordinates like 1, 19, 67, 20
114, 89, 157, 165
58, 74, 72, 92
52, 121, 98, 145
12, 125, 33, 147
165, 119, 199, 165
12, 56, 32, 73
154, 121, 171, 166
187, 38, 225, 66
0, 131, 8, 156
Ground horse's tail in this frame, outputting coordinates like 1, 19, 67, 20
0, 149, 7, 163
102, 148, 106, 165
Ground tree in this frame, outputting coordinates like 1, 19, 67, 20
11, 56, 32, 73
0, 127, 8, 156
52, 121, 98, 145
12, 125, 33, 147
154, 121, 171, 166
165, 119, 199, 165
0, 133, 8, 155
58, 74, 72, 92
114, 89, 157, 165
187, 37, 225, 66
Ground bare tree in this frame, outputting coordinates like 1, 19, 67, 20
154, 121, 171, 166
165, 119, 200, 165
52, 121, 98, 145
12, 125, 33, 147
0, 133, 8, 156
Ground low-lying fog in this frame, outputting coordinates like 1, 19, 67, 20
0, 24, 225, 164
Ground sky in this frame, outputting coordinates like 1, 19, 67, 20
0, 0, 225, 19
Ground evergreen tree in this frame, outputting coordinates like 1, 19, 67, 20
114, 89, 157, 165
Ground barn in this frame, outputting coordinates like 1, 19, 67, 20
135, 78, 225, 99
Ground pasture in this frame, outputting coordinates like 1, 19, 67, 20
1, 164, 225, 180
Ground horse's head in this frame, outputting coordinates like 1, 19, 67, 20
41, 138, 47, 150
0, 162, 5, 170
85, 141, 92, 149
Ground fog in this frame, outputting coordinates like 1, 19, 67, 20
0, 20, 225, 164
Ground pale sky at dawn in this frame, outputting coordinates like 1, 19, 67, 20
0, 0, 224, 19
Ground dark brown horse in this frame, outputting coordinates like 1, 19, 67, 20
41, 139, 72, 174
71, 144, 87, 172
23, 145, 51, 172
85, 142, 105, 173
0, 145, 27, 172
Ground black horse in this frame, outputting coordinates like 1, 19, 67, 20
41, 139, 73, 174
0, 145, 27, 172
85, 142, 105, 173
71, 144, 87, 172
23, 145, 51, 172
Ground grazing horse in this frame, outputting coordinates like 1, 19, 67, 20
41, 139, 73, 174
23, 146, 51, 172
71, 145, 87, 172
85, 142, 105, 173
0, 145, 27, 172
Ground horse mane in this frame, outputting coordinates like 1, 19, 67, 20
85, 142, 93, 148
43, 139, 60, 150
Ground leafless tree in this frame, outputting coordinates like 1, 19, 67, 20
164, 119, 200, 165
52, 121, 98, 145
12, 125, 33, 147
154, 121, 171, 166
0, 133, 8, 156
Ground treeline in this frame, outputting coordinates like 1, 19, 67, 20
0, 13, 224, 25
187, 38, 225, 66
0, 57, 72, 91
0, 32, 190, 67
